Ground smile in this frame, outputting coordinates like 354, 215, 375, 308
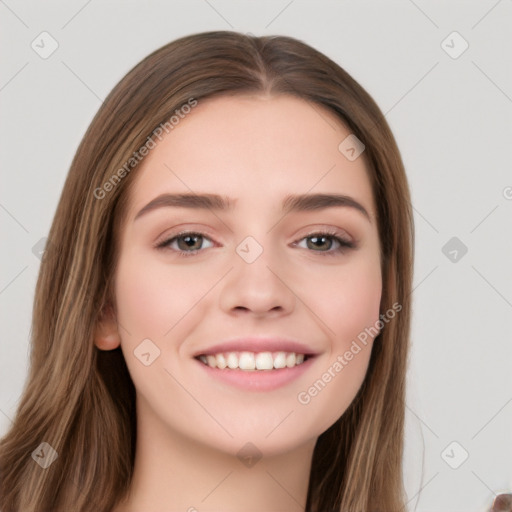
197, 351, 308, 371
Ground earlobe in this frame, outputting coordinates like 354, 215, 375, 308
94, 304, 121, 351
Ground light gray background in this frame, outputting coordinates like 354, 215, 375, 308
1, 1, 511, 510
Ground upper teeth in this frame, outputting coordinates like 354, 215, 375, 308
198, 351, 306, 371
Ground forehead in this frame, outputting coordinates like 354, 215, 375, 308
125, 94, 375, 220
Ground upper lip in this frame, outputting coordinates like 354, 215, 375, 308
193, 337, 319, 357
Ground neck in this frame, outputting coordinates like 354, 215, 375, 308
114, 399, 317, 512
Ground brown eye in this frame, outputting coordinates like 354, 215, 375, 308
157, 232, 214, 256
306, 235, 335, 252
175, 234, 204, 251
295, 232, 355, 255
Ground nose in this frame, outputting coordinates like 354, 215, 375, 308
218, 240, 296, 318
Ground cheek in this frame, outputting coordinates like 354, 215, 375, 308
115, 267, 163, 339
304, 254, 382, 346
113, 250, 194, 405
333, 269, 382, 342
114, 250, 205, 341
291, 254, 381, 430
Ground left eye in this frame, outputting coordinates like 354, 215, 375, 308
156, 231, 354, 257
294, 233, 354, 253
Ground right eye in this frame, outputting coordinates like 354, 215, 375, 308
156, 231, 215, 257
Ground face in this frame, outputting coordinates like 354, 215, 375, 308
111, 94, 382, 457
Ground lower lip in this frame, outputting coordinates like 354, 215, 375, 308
195, 357, 316, 391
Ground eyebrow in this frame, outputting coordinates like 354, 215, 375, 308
134, 192, 370, 222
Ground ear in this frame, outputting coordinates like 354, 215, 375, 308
94, 303, 121, 351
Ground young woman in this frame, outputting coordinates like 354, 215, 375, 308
0, 31, 415, 511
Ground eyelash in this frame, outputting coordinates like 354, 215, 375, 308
155, 229, 356, 258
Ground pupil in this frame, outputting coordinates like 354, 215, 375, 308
181, 235, 201, 250
310, 236, 330, 251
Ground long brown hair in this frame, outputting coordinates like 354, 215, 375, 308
0, 31, 414, 512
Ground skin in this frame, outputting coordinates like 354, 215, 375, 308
96, 94, 382, 512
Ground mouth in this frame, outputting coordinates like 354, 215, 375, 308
193, 350, 318, 392
195, 351, 313, 371
192, 337, 319, 391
